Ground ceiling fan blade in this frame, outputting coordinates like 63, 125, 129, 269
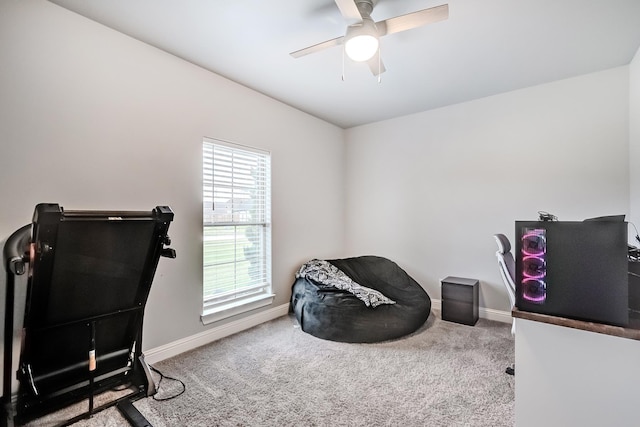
367, 51, 386, 76
377, 4, 449, 37
290, 36, 345, 59
334, 0, 362, 21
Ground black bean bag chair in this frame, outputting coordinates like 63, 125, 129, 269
290, 255, 431, 343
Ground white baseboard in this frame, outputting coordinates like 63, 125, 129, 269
144, 303, 290, 365
144, 300, 512, 365
479, 306, 513, 324
430, 299, 512, 324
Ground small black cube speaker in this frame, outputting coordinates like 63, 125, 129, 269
441, 276, 479, 326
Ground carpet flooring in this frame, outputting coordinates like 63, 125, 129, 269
32, 311, 515, 426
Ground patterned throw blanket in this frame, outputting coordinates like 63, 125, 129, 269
296, 259, 396, 308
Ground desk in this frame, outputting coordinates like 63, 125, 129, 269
513, 309, 640, 427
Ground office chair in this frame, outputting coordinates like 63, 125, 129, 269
494, 233, 516, 375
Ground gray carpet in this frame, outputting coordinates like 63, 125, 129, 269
39, 311, 515, 426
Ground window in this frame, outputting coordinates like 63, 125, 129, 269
202, 138, 272, 324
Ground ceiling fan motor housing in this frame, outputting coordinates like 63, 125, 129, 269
355, 0, 376, 18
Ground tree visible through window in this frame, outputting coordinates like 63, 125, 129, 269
202, 138, 272, 323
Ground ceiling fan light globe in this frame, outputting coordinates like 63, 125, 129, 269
344, 17, 379, 62
345, 34, 379, 62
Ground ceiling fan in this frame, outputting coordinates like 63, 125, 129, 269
290, 0, 449, 76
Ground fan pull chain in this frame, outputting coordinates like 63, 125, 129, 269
341, 46, 346, 81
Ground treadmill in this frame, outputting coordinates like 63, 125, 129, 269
3, 203, 176, 426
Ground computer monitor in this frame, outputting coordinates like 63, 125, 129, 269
583, 214, 626, 222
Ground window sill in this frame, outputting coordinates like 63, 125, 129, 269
201, 293, 275, 325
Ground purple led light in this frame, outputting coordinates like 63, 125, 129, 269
520, 228, 547, 304
521, 248, 546, 257
522, 231, 546, 240
522, 255, 546, 279
522, 279, 547, 302
521, 231, 546, 256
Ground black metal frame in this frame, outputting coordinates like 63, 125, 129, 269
3, 204, 175, 426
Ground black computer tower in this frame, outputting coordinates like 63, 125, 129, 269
515, 219, 628, 326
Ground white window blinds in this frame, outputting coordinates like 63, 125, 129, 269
202, 139, 272, 322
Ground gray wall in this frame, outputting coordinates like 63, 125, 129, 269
0, 0, 346, 352
344, 68, 631, 312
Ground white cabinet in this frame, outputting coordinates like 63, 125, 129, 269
514, 314, 640, 426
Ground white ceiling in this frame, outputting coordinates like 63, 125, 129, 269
48, 0, 640, 129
